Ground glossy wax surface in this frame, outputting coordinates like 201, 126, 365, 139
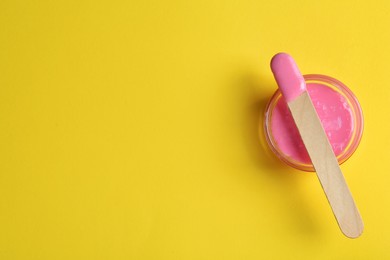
270, 83, 354, 164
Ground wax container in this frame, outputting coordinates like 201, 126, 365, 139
264, 74, 363, 171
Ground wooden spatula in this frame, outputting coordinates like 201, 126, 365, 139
270, 53, 363, 238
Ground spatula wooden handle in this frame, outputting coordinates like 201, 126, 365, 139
289, 92, 363, 238
271, 53, 363, 238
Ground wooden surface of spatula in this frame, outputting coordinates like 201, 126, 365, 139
270, 53, 363, 238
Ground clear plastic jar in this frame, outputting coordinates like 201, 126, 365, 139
264, 74, 363, 171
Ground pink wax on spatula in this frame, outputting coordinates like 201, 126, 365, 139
270, 53, 363, 238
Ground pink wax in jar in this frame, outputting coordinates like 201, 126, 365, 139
264, 74, 363, 171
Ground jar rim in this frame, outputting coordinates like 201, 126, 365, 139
264, 74, 364, 172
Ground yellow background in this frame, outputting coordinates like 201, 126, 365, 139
0, 0, 389, 259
